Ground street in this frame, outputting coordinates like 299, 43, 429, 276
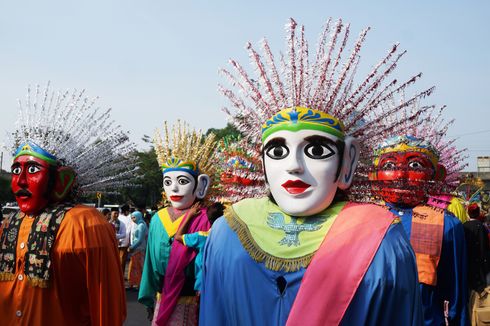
124, 289, 150, 326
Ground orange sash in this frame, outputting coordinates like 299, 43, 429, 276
411, 205, 444, 286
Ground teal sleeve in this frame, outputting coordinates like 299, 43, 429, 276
183, 232, 199, 248
138, 213, 171, 308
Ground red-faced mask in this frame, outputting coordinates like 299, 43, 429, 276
370, 151, 436, 207
11, 155, 52, 215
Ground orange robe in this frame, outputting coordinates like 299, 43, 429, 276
0, 205, 127, 326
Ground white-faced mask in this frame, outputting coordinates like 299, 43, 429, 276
263, 129, 358, 216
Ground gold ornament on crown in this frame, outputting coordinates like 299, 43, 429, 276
153, 120, 217, 178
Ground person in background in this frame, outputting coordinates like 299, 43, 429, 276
110, 207, 126, 241
102, 208, 111, 222
127, 211, 148, 291
118, 204, 133, 276
464, 203, 490, 325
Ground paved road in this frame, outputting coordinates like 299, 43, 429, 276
124, 289, 151, 326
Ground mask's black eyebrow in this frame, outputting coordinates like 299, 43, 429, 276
263, 137, 286, 150
304, 135, 337, 146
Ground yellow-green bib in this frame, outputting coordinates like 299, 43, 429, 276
224, 197, 346, 271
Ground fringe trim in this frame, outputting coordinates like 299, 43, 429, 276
224, 207, 315, 272
0, 272, 15, 282
27, 276, 49, 288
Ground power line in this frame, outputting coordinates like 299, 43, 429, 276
450, 129, 490, 137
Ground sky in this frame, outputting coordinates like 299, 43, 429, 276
0, 0, 489, 171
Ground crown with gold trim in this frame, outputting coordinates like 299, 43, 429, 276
261, 107, 344, 141
154, 120, 217, 177
373, 135, 440, 168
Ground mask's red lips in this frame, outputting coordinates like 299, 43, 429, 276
281, 180, 311, 194
169, 196, 184, 202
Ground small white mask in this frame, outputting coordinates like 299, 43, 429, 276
263, 129, 356, 216
163, 170, 197, 209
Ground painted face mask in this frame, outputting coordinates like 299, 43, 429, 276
263, 129, 344, 216
371, 151, 435, 207
370, 135, 444, 207
163, 170, 198, 210
11, 155, 52, 215
261, 107, 359, 216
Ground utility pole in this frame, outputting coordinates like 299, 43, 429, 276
0, 152, 3, 172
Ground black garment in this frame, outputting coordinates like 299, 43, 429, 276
463, 219, 490, 293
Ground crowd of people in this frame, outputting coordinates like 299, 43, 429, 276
0, 17, 489, 326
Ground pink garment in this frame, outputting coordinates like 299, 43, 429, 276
155, 208, 210, 326
427, 194, 453, 209
286, 203, 394, 326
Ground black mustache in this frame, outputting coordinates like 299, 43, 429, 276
15, 189, 32, 197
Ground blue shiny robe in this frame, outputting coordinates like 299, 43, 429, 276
388, 205, 469, 326
200, 217, 423, 326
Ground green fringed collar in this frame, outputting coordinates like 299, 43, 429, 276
224, 198, 345, 272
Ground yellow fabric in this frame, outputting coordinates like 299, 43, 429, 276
225, 198, 346, 272
231, 198, 343, 259
158, 208, 184, 238
447, 197, 469, 223
469, 287, 490, 325
0, 205, 126, 326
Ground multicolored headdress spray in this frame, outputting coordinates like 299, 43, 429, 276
153, 121, 217, 177
219, 17, 446, 205
7, 82, 138, 193
220, 18, 434, 145
210, 136, 266, 203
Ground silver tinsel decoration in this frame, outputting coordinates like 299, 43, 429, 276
6, 82, 139, 194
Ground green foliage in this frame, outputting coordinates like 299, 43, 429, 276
206, 123, 241, 141
119, 147, 163, 208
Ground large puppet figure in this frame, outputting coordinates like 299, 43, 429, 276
369, 131, 468, 324
138, 121, 217, 325
200, 18, 431, 326
0, 83, 136, 325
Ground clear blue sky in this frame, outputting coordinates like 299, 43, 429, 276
0, 0, 489, 171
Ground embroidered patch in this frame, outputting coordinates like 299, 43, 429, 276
267, 212, 327, 247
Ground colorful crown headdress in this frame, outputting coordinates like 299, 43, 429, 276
7, 82, 138, 193
346, 98, 468, 202
210, 136, 267, 203
219, 17, 448, 203
220, 18, 435, 145
153, 120, 217, 177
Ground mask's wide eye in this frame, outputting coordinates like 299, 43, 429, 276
27, 165, 41, 174
381, 161, 396, 170
265, 145, 289, 160
178, 177, 190, 185
163, 179, 172, 186
304, 143, 334, 160
12, 166, 21, 175
408, 161, 424, 170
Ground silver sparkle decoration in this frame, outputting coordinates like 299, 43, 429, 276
6, 82, 139, 194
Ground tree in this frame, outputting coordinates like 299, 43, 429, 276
206, 123, 241, 141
